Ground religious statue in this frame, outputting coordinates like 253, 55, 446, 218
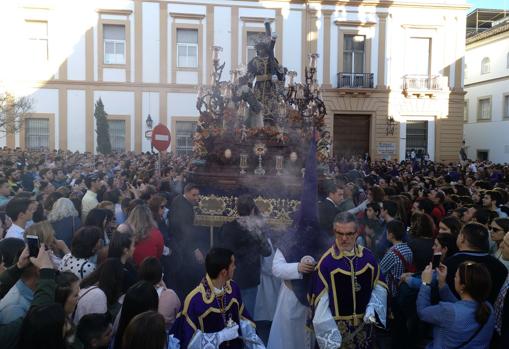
238, 20, 287, 128
316, 131, 331, 162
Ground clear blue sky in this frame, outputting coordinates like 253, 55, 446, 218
468, 0, 508, 10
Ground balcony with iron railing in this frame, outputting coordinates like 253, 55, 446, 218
402, 75, 448, 96
337, 72, 374, 89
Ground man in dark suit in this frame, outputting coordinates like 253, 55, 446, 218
445, 222, 507, 304
217, 194, 272, 316
318, 183, 343, 233
169, 183, 204, 298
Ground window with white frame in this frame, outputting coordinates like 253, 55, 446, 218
26, 20, 48, 63
478, 98, 491, 120
108, 120, 126, 152
103, 24, 126, 65
343, 35, 365, 73
25, 119, 49, 150
504, 95, 509, 119
464, 101, 468, 122
246, 31, 260, 63
481, 57, 490, 74
177, 29, 198, 68
175, 120, 196, 156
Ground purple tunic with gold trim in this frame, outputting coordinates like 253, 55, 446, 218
171, 275, 253, 349
309, 243, 387, 349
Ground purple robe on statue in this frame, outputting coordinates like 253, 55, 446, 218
308, 242, 388, 349
171, 275, 254, 349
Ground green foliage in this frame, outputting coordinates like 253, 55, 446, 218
94, 98, 112, 154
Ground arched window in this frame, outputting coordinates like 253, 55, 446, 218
481, 57, 490, 74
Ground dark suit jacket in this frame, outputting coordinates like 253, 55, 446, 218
444, 251, 508, 304
318, 198, 339, 233
217, 219, 272, 289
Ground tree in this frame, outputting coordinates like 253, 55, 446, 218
0, 92, 33, 135
94, 98, 112, 154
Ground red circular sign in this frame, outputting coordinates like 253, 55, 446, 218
151, 123, 171, 151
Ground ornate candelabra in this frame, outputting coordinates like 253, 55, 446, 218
239, 153, 248, 175
253, 143, 267, 175
275, 155, 283, 176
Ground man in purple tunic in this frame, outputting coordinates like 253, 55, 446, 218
308, 212, 388, 349
171, 247, 265, 349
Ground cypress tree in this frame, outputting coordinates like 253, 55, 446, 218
94, 98, 112, 154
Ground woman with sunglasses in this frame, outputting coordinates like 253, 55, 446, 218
490, 218, 509, 270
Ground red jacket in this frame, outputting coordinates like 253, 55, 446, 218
133, 227, 164, 266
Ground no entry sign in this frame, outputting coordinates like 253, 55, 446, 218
151, 123, 171, 152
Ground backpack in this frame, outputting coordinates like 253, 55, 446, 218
391, 247, 417, 273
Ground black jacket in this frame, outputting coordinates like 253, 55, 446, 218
318, 199, 339, 233
217, 218, 272, 289
444, 251, 508, 304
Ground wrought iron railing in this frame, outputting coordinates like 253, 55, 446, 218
402, 75, 445, 91
337, 72, 374, 88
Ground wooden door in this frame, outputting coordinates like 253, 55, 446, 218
333, 114, 370, 159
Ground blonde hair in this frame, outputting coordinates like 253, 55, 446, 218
25, 221, 56, 248
126, 205, 157, 242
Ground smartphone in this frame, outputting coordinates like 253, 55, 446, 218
432, 253, 442, 269
26, 235, 40, 257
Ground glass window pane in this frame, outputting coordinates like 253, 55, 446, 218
344, 35, 353, 51
104, 24, 125, 40
353, 36, 365, 51
105, 41, 115, 54
25, 119, 49, 150
108, 120, 126, 152
247, 32, 259, 46
177, 29, 198, 44
343, 52, 353, 73
354, 53, 364, 73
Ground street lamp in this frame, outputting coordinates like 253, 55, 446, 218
146, 114, 153, 129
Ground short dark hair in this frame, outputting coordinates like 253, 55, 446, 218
236, 194, 258, 216
5, 198, 32, 221
183, 183, 199, 193
84, 174, 98, 189
139, 257, 163, 285
0, 237, 25, 267
55, 271, 79, 307
39, 168, 53, 178
121, 311, 166, 349
485, 191, 501, 206
382, 200, 398, 218
461, 222, 490, 251
416, 198, 434, 215
76, 313, 112, 349
205, 247, 234, 279
366, 203, 381, 215
387, 220, 405, 241
474, 208, 495, 226
71, 226, 103, 259
440, 215, 463, 237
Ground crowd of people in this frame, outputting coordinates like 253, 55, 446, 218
0, 146, 508, 349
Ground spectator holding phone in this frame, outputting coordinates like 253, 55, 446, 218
417, 261, 495, 348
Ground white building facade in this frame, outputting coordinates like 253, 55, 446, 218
0, 0, 468, 162
464, 10, 509, 163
